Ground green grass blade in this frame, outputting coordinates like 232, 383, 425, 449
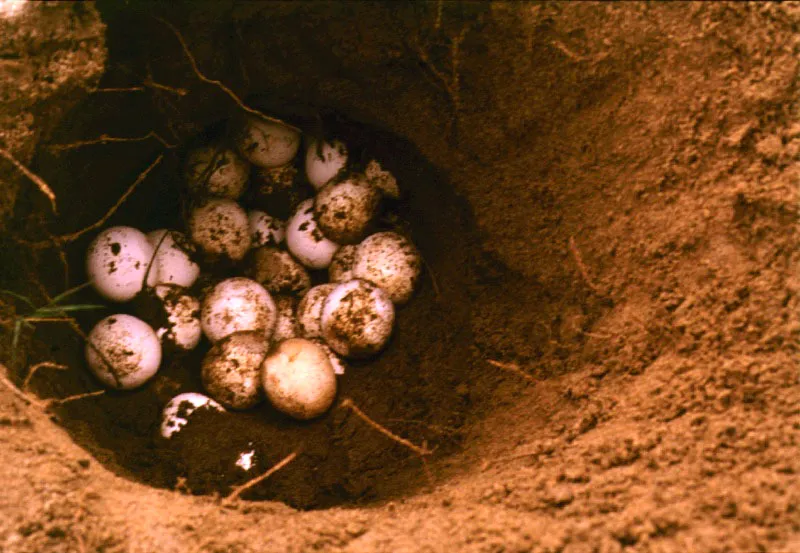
34, 304, 106, 315
48, 281, 94, 306
0, 290, 36, 310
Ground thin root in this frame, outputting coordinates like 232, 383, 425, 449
486, 359, 537, 385
222, 451, 299, 504
568, 236, 601, 294
23, 362, 68, 391
49, 132, 176, 153
46, 390, 105, 408
340, 398, 433, 458
0, 147, 58, 214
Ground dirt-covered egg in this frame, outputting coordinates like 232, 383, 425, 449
352, 231, 422, 305
286, 199, 340, 270
201, 277, 276, 343
296, 283, 337, 339
188, 199, 252, 263
320, 279, 395, 359
305, 138, 347, 190
86, 226, 153, 302
236, 115, 301, 168
153, 284, 202, 352
248, 210, 286, 247
364, 159, 400, 199
201, 331, 268, 410
311, 338, 347, 376
85, 314, 162, 390
247, 246, 311, 296
146, 230, 200, 288
184, 145, 249, 199
160, 392, 224, 439
328, 244, 358, 283
261, 338, 336, 420
314, 177, 381, 244
272, 295, 299, 343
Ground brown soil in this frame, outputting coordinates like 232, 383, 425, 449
1, 2, 798, 552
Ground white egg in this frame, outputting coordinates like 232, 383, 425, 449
311, 338, 347, 376
153, 284, 202, 352
320, 279, 395, 359
236, 115, 301, 168
328, 244, 358, 283
188, 199, 252, 262
272, 295, 299, 343
248, 211, 286, 247
184, 146, 249, 199
201, 277, 276, 343
296, 283, 337, 339
305, 138, 348, 190
286, 199, 340, 270
86, 226, 153, 302
352, 231, 422, 305
248, 246, 311, 296
85, 314, 162, 390
314, 177, 381, 244
202, 331, 268, 410
364, 159, 400, 199
160, 392, 224, 439
261, 338, 337, 420
146, 230, 200, 288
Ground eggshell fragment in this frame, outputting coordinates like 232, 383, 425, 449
247, 246, 311, 296
296, 283, 337, 339
305, 138, 347, 190
320, 279, 395, 359
248, 211, 286, 247
236, 115, 301, 168
185, 146, 249, 199
153, 284, 202, 352
85, 314, 162, 390
189, 199, 252, 262
160, 392, 224, 439
201, 277, 276, 343
328, 244, 357, 283
314, 177, 381, 244
86, 226, 153, 302
286, 199, 340, 269
202, 331, 268, 410
146, 230, 200, 288
352, 231, 422, 305
261, 338, 337, 420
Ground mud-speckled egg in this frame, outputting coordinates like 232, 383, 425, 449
311, 338, 347, 376
248, 210, 286, 247
189, 199, 252, 262
286, 199, 340, 270
85, 314, 162, 390
146, 230, 200, 288
201, 278, 276, 343
296, 283, 337, 339
153, 284, 202, 352
352, 231, 422, 305
247, 246, 311, 296
184, 146, 249, 199
236, 115, 301, 168
160, 392, 224, 439
272, 295, 299, 343
305, 138, 347, 190
86, 226, 153, 302
314, 177, 381, 244
328, 244, 358, 283
201, 331, 268, 410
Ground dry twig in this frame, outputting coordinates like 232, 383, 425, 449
568, 236, 601, 294
222, 451, 299, 504
486, 359, 538, 385
0, 146, 58, 214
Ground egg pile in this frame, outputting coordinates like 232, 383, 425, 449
83, 114, 422, 438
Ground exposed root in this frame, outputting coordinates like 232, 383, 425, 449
46, 390, 105, 408
23, 362, 68, 391
222, 451, 299, 504
0, 362, 104, 410
568, 236, 602, 294
0, 363, 41, 407
486, 359, 538, 385
94, 86, 146, 93
48, 132, 176, 153
0, 146, 58, 214
340, 398, 433, 457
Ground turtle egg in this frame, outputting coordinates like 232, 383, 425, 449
153, 284, 202, 352
321, 279, 395, 359
296, 283, 337, 339
272, 295, 299, 343
201, 277, 276, 343
86, 226, 153, 302
314, 177, 381, 244
364, 160, 400, 199
328, 244, 357, 283
352, 231, 422, 305
236, 115, 301, 168
247, 246, 311, 296
184, 146, 249, 199
248, 210, 286, 247
189, 199, 252, 262
286, 199, 340, 270
85, 314, 162, 390
146, 230, 200, 288
261, 338, 337, 420
202, 331, 268, 410
311, 338, 347, 376
160, 392, 224, 439
305, 138, 348, 190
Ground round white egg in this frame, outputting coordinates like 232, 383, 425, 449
328, 244, 358, 283
305, 138, 348, 190
236, 115, 301, 168
314, 177, 381, 244
286, 199, 340, 270
261, 338, 337, 420
202, 331, 268, 410
296, 283, 337, 339
86, 226, 153, 302
248, 210, 286, 247
352, 231, 422, 305
272, 295, 299, 343
153, 284, 202, 352
364, 159, 400, 199
85, 314, 162, 390
146, 230, 200, 288
320, 279, 395, 359
201, 277, 276, 343
185, 146, 249, 199
248, 246, 311, 296
160, 392, 224, 439
188, 199, 252, 262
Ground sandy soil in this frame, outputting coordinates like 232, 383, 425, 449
1, 2, 798, 552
